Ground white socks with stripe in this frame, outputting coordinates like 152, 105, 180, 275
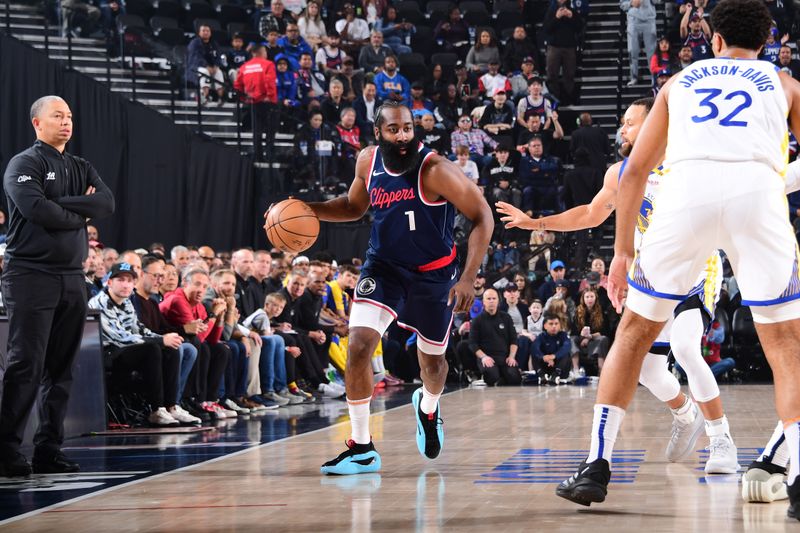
704, 415, 732, 440
670, 396, 697, 424
759, 420, 790, 468
348, 396, 372, 445
784, 420, 800, 486
420, 385, 442, 415
587, 404, 626, 463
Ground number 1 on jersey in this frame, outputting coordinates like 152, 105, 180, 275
405, 210, 416, 231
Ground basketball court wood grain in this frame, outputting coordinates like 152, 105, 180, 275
3, 385, 794, 532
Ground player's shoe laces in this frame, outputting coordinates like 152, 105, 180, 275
665, 407, 705, 462
320, 440, 381, 475
704, 435, 739, 474
742, 461, 787, 503
556, 459, 610, 506
412, 388, 444, 459
788, 480, 800, 520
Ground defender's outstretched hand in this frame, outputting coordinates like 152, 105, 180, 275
495, 201, 531, 229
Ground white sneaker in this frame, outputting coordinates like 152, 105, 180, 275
471, 379, 487, 388
626, 77, 639, 87
222, 398, 250, 415
318, 383, 344, 399
741, 462, 788, 502
168, 405, 201, 425
148, 407, 180, 426
328, 382, 346, 394
665, 405, 705, 462
705, 435, 740, 474
211, 401, 237, 418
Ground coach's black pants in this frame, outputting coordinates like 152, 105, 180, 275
0, 266, 87, 455
251, 102, 277, 163
185, 341, 230, 402
108, 343, 179, 409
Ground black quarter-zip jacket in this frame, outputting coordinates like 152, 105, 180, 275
3, 140, 115, 273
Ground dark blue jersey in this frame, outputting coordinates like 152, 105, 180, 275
364, 145, 456, 270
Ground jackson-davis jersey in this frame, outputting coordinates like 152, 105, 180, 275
665, 58, 788, 174
620, 158, 722, 314
364, 144, 456, 270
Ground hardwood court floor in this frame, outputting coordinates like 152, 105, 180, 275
3, 384, 795, 532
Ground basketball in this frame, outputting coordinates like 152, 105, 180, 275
264, 199, 320, 253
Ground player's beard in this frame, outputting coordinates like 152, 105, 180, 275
378, 133, 420, 175
619, 139, 633, 158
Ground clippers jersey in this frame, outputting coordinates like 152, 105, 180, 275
364, 145, 456, 270
620, 159, 722, 315
665, 58, 789, 174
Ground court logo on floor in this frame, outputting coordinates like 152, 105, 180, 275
476, 449, 645, 484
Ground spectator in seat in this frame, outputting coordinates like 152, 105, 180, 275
425, 63, 449, 104
171, 245, 190, 271
760, 26, 785, 65
97, 0, 124, 40
102, 247, 119, 272
579, 258, 609, 291
466, 29, 500, 74
335, 2, 370, 56
450, 113, 498, 168
537, 259, 566, 301
416, 112, 450, 155
545, 279, 576, 318
298, 0, 327, 50
621, 0, 656, 86
434, 83, 465, 130
374, 55, 410, 105
89, 263, 198, 426
159, 263, 179, 300
335, 107, 362, 179
293, 110, 339, 185
482, 143, 520, 206
503, 26, 540, 76
131, 254, 202, 420
477, 60, 510, 101
278, 23, 313, 71
510, 55, 545, 99
454, 60, 481, 107
500, 283, 531, 365
316, 29, 347, 77
519, 136, 563, 215
649, 36, 673, 79
297, 52, 327, 105
571, 287, 610, 376
778, 45, 800, 80
409, 81, 435, 112
531, 313, 572, 383
527, 299, 544, 337
543, 0, 580, 103
479, 87, 515, 141
224, 34, 249, 84
680, 11, 712, 62
234, 45, 278, 163
374, 7, 414, 56
230, 248, 259, 319
248, 250, 275, 313
187, 25, 225, 105
434, 7, 470, 58
335, 57, 365, 102
265, 29, 285, 62
83, 247, 101, 299
677, 320, 736, 381
676, 44, 694, 71
358, 30, 394, 74
516, 77, 553, 126
61, 0, 100, 37
275, 56, 300, 111
516, 112, 562, 156
454, 145, 480, 184
354, 81, 380, 142
321, 78, 347, 124
259, 0, 292, 37
569, 112, 609, 174
160, 268, 232, 420
464, 288, 521, 386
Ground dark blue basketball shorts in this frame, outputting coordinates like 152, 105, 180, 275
350, 258, 458, 355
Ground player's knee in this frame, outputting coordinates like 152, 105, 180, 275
347, 331, 380, 362
422, 354, 448, 376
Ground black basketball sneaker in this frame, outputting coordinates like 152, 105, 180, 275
556, 459, 611, 506
320, 440, 381, 475
788, 480, 800, 520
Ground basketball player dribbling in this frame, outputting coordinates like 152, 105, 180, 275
306, 102, 494, 475
498, 98, 740, 475
551, 0, 800, 519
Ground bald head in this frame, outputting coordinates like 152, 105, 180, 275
231, 248, 254, 278
30, 96, 72, 151
30, 95, 66, 121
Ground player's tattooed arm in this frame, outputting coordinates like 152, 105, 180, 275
306, 146, 373, 222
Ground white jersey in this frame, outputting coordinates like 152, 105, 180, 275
665, 58, 789, 175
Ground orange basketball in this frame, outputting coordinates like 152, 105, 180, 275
264, 199, 320, 253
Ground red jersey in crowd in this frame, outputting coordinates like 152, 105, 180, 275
234, 57, 278, 104
336, 124, 361, 152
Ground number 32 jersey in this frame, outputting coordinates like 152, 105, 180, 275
665, 58, 789, 174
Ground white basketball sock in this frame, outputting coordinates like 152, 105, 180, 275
420, 385, 442, 415
759, 420, 790, 468
705, 415, 732, 440
784, 420, 800, 486
671, 395, 697, 425
347, 396, 372, 445
587, 404, 625, 463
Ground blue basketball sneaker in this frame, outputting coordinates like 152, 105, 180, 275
320, 440, 381, 475
412, 388, 444, 459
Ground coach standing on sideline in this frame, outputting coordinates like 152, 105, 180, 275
0, 96, 115, 476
